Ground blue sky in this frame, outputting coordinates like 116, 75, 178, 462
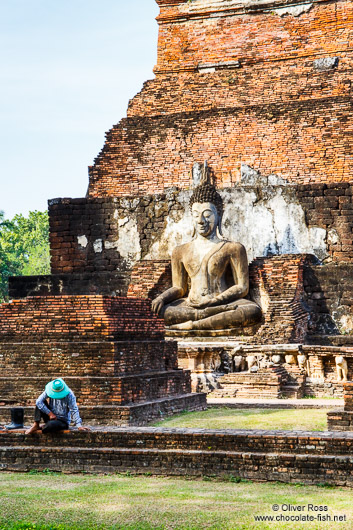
0, 0, 159, 219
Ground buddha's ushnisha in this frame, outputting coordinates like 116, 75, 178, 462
152, 168, 261, 331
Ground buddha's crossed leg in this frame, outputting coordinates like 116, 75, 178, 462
164, 298, 261, 330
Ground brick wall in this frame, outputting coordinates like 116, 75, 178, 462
8, 272, 130, 299
0, 296, 164, 342
0, 341, 178, 377
327, 381, 353, 430
49, 198, 126, 274
0, 294, 199, 413
87, 0, 353, 197
248, 254, 312, 343
155, 1, 351, 74
297, 184, 353, 263
89, 98, 353, 196
127, 260, 172, 299
48, 195, 184, 274
304, 261, 353, 335
127, 63, 352, 118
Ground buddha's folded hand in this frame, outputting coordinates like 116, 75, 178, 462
187, 294, 216, 309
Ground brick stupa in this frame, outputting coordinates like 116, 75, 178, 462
5, 0, 353, 403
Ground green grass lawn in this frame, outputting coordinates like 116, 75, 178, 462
152, 408, 329, 431
0, 472, 352, 530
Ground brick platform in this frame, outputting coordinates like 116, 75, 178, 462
2, 427, 353, 486
0, 295, 206, 424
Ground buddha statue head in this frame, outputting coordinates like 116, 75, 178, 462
189, 162, 223, 239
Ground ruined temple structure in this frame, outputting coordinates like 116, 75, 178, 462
6, 0, 353, 402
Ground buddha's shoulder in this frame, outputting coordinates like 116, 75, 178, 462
171, 241, 194, 256
221, 240, 246, 253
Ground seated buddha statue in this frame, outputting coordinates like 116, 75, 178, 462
151, 170, 262, 331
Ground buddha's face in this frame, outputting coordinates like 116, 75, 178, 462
191, 202, 218, 238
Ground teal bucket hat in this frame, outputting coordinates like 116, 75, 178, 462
45, 378, 70, 399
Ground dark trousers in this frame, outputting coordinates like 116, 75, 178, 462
34, 405, 68, 434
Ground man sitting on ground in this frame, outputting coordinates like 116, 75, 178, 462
25, 378, 90, 434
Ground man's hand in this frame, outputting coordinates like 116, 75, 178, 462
48, 412, 57, 420
78, 425, 91, 432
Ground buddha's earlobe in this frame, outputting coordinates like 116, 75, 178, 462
217, 216, 223, 238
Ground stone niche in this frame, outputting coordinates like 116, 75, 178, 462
46, 179, 353, 273
47, 183, 328, 274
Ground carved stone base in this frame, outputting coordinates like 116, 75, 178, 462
166, 325, 260, 338
191, 373, 222, 394
176, 340, 352, 398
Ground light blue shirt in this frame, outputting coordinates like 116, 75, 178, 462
36, 390, 82, 426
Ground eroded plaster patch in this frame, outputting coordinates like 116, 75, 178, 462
145, 210, 194, 261
145, 183, 328, 263
338, 314, 353, 334
118, 216, 129, 228
274, 3, 313, 17
77, 235, 88, 248
93, 239, 103, 253
104, 240, 119, 250
117, 218, 141, 266
221, 186, 327, 262
327, 229, 340, 246
182, 0, 313, 16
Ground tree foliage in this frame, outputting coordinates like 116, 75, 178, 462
0, 210, 50, 303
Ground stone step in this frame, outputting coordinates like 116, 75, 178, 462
220, 375, 282, 384
2, 444, 352, 484
0, 394, 206, 426
281, 384, 305, 399
0, 427, 349, 454
0, 428, 352, 486
214, 387, 282, 395
219, 382, 282, 389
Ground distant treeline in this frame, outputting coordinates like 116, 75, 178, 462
0, 210, 50, 303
